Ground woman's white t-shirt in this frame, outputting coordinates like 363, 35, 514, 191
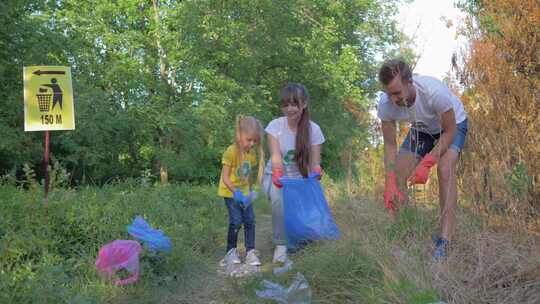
265, 116, 325, 177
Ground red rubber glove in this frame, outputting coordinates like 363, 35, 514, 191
312, 166, 323, 180
408, 154, 437, 185
384, 172, 405, 211
272, 166, 284, 189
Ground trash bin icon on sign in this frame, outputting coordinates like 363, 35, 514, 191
37, 78, 63, 112
36, 87, 52, 112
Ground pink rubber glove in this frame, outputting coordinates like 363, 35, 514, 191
312, 166, 323, 180
408, 154, 437, 185
384, 172, 405, 211
272, 166, 284, 189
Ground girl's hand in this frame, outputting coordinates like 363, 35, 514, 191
241, 191, 258, 209
233, 189, 246, 203
271, 166, 284, 188
247, 191, 257, 203
312, 166, 323, 180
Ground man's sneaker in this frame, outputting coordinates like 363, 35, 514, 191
432, 237, 450, 261
220, 248, 241, 267
245, 249, 261, 266
272, 245, 288, 264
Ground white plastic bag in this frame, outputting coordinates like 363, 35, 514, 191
256, 272, 312, 304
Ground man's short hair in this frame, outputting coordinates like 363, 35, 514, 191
378, 59, 412, 85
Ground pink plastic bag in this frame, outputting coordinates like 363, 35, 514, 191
95, 240, 142, 285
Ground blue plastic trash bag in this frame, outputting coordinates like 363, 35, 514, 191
127, 216, 172, 253
281, 175, 340, 249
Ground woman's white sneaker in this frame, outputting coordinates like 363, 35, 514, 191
272, 245, 287, 264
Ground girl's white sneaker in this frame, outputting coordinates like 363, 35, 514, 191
220, 248, 241, 267
245, 249, 261, 266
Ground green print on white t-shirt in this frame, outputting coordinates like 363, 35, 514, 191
283, 150, 296, 165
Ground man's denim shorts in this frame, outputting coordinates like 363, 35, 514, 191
399, 119, 468, 158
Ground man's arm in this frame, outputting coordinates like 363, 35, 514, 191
429, 109, 456, 161
381, 120, 397, 173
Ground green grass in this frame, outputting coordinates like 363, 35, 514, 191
2, 180, 537, 303
0, 181, 228, 303
222, 238, 440, 304
221, 189, 443, 304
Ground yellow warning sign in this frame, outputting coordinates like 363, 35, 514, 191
23, 66, 75, 131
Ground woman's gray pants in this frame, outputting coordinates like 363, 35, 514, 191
262, 170, 287, 245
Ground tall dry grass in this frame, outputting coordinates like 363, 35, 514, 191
329, 190, 540, 303
455, 0, 539, 224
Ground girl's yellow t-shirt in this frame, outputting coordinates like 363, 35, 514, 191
218, 144, 256, 198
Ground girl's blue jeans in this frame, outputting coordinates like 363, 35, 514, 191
224, 197, 255, 252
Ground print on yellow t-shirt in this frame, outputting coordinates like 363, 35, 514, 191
218, 144, 256, 198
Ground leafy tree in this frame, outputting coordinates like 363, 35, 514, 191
0, 0, 406, 185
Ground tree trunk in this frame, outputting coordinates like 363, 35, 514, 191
152, 0, 172, 184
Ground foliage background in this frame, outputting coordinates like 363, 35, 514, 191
1, 0, 538, 303
0, 0, 406, 185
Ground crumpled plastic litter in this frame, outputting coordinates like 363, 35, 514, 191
127, 215, 171, 253
95, 240, 142, 286
273, 258, 294, 276
225, 263, 261, 278
256, 272, 312, 304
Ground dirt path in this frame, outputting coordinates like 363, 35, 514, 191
187, 211, 275, 303
253, 213, 275, 265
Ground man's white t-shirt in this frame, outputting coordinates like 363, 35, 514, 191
377, 75, 467, 134
265, 116, 325, 177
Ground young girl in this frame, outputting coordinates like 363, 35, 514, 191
218, 115, 265, 266
263, 83, 325, 263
